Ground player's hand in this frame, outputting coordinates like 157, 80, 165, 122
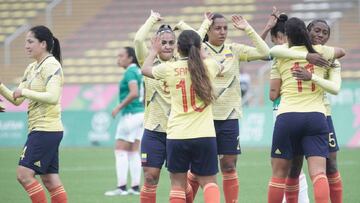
232, 15, 249, 31
204, 12, 214, 21
173, 21, 182, 31
13, 88, 22, 99
292, 67, 312, 81
111, 107, 120, 118
150, 35, 162, 54
264, 7, 279, 30
150, 10, 162, 21
306, 53, 330, 67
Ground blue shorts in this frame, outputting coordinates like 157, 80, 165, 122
141, 129, 167, 168
271, 112, 329, 159
327, 116, 339, 153
166, 137, 218, 176
19, 131, 63, 175
214, 119, 241, 155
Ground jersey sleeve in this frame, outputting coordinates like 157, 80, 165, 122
152, 63, 169, 80
175, 18, 212, 40
270, 59, 281, 79
134, 15, 158, 66
21, 62, 63, 105
318, 45, 335, 61
311, 59, 341, 95
270, 44, 308, 59
235, 25, 270, 61
0, 63, 32, 105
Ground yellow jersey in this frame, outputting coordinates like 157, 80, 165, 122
324, 59, 341, 116
0, 56, 64, 132
134, 15, 172, 132
152, 58, 220, 139
204, 26, 270, 120
272, 45, 335, 115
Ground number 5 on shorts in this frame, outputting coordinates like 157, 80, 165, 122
329, 133, 336, 148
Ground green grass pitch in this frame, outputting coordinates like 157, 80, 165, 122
1, 147, 359, 202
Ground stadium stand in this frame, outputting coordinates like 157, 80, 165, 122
0, 0, 359, 86
0, 0, 112, 83
0, 0, 48, 43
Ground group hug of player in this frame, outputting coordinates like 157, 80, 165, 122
133, 7, 344, 203
0, 5, 344, 203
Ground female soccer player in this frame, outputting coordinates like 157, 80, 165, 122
135, 10, 212, 203
0, 25, 67, 203
261, 9, 312, 203
142, 30, 222, 203
267, 17, 343, 203
282, 19, 343, 203
186, 13, 270, 203
105, 47, 144, 196
269, 18, 344, 203
307, 20, 343, 203
134, 10, 191, 203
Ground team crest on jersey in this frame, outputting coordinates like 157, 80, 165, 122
224, 49, 233, 59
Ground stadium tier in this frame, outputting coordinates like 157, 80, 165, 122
0, 0, 359, 84
0, 0, 49, 43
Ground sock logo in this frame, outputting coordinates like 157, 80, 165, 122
275, 149, 281, 154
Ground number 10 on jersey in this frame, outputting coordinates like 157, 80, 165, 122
176, 79, 206, 113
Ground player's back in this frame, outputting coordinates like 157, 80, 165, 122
158, 59, 218, 140
276, 45, 334, 115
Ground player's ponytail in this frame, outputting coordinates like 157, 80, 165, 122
52, 36, 62, 64
270, 14, 288, 37
178, 30, 214, 106
285, 17, 317, 53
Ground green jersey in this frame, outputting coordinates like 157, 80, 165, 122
119, 64, 144, 115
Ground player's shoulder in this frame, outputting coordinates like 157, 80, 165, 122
42, 56, 61, 69
314, 45, 334, 58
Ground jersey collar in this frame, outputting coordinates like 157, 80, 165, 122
205, 42, 225, 54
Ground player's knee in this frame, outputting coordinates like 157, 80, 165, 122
326, 158, 338, 174
220, 161, 236, 173
144, 172, 160, 185
41, 178, 57, 191
16, 171, 33, 186
288, 165, 302, 178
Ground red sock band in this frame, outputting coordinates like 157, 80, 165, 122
222, 171, 239, 203
268, 177, 285, 203
327, 171, 343, 203
25, 180, 47, 203
311, 173, 330, 203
